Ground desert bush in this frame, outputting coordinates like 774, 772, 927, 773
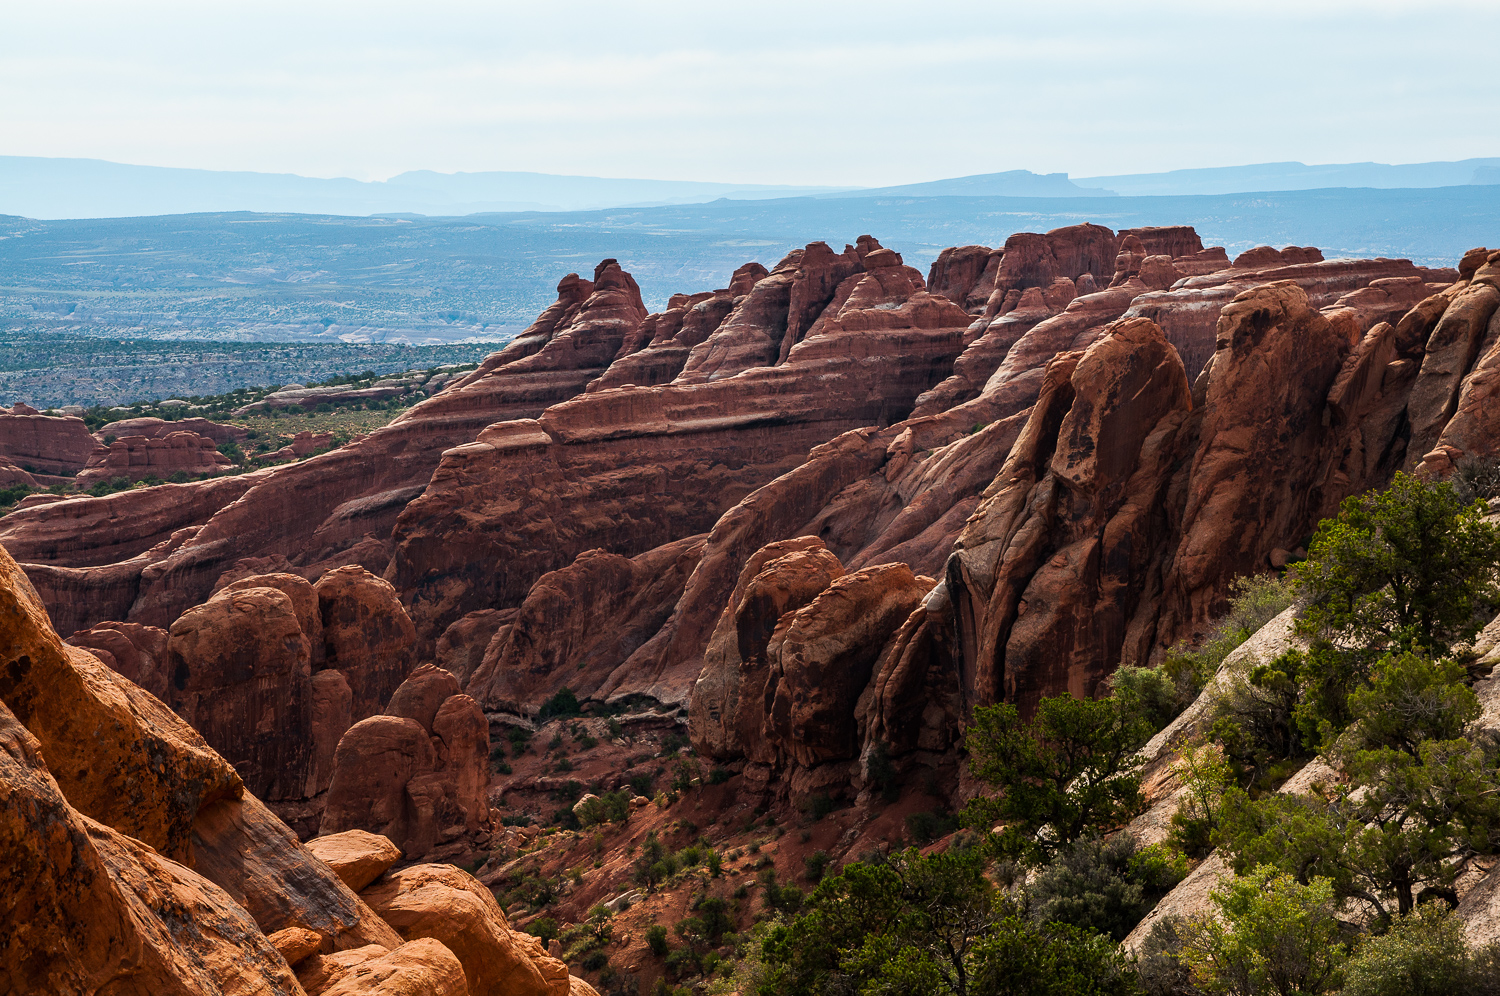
646, 924, 670, 956
1028, 834, 1185, 942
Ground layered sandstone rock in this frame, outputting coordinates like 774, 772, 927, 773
0, 541, 396, 983
1232, 244, 1324, 268
7, 231, 1497, 835
0, 410, 103, 478
389, 239, 970, 650
317, 565, 416, 721
0, 699, 304, 996
686, 537, 929, 798
96, 415, 249, 446
948, 316, 1193, 711
66, 619, 169, 698
78, 428, 233, 483
586, 261, 765, 393
433, 608, 512, 687
0, 264, 648, 634
1406, 250, 1500, 471
321, 664, 491, 860
166, 585, 314, 801
466, 533, 705, 713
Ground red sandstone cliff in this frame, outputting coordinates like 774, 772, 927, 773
2, 229, 1494, 816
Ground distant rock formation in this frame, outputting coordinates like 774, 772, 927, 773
2, 227, 1492, 821
0, 409, 104, 485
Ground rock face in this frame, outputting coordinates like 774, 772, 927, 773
0, 410, 104, 478
0, 697, 305, 996
95, 415, 250, 446
433, 608, 511, 687
388, 237, 970, 651
166, 585, 314, 800
687, 537, 930, 798
317, 565, 417, 721
0, 538, 596, 996
131, 567, 417, 835
321, 664, 491, 861
466, 533, 706, 713
948, 316, 1193, 712
5, 228, 1497, 825
65, 620, 170, 698
77, 427, 234, 483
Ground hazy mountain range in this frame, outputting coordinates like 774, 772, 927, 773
3, 155, 1498, 220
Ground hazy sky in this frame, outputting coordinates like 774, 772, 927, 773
4, 0, 1498, 186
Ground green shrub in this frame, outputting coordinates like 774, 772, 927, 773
1179, 866, 1347, 996
803, 850, 830, 883
646, 924, 670, 957
904, 810, 959, 845
507, 727, 533, 755
1453, 455, 1500, 504
963, 690, 1153, 865
575, 790, 632, 827
539, 686, 583, 720
1028, 835, 1185, 942
527, 917, 558, 944
708, 766, 733, 785
802, 794, 836, 822
693, 895, 734, 944
758, 868, 803, 915
664, 947, 700, 978
1342, 905, 1489, 996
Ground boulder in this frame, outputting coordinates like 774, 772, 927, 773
221, 571, 325, 664
268, 925, 324, 967
317, 938, 468, 996
386, 663, 462, 732
359, 863, 571, 996
305, 829, 404, 893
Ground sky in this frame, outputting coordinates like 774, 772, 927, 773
3, 0, 1499, 186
